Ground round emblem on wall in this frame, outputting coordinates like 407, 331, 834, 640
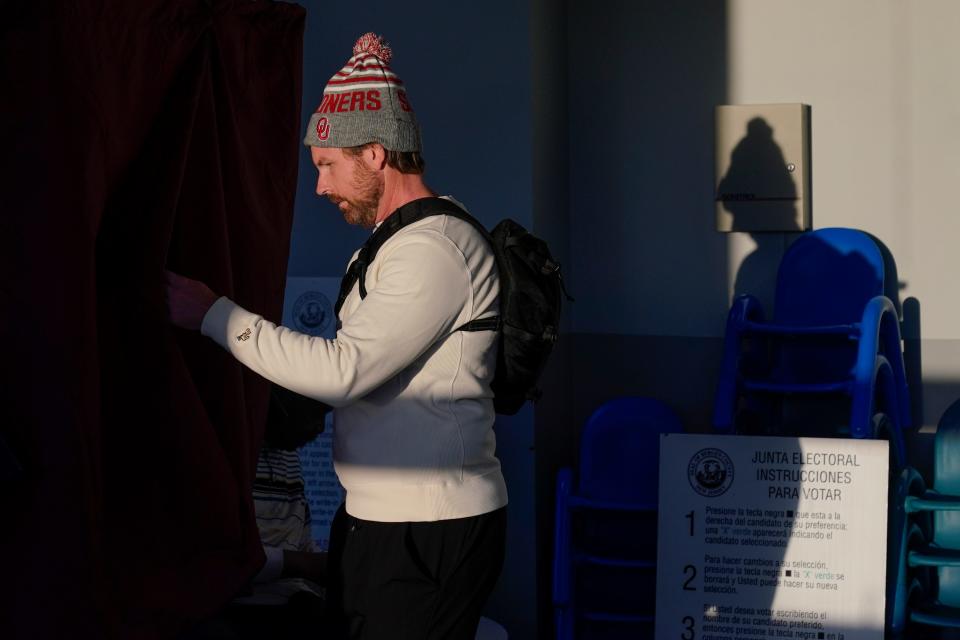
292, 291, 333, 336
687, 448, 735, 498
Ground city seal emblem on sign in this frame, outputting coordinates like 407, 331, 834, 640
688, 448, 734, 497
292, 291, 333, 336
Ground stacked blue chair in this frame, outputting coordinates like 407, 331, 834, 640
901, 399, 960, 631
713, 227, 911, 467
887, 465, 929, 636
553, 397, 683, 640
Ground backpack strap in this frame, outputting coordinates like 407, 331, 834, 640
334, 197, 500, 335
458, 316, 501, 332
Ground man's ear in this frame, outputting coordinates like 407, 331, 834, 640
364, 143, 387, 171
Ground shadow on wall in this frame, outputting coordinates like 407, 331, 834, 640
721, 117, 803, 307
718, 117, 800, 233
719, 120, 922, 437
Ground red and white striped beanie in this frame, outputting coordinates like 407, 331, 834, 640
303, 33, 421, 152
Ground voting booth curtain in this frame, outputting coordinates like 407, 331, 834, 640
1, 1, 305, 637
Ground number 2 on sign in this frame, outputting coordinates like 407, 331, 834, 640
683, 565, 697, 591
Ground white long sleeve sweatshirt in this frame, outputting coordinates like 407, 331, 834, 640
201, 206, 508, 522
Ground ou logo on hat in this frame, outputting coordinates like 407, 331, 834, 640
316, 117, 331, 141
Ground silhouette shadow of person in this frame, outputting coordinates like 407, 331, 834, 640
716, 117, 803, 317
718, 116, 799, 233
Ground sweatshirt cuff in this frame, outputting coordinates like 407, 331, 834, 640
200, 296, 240, 346
254, 546, 285, 583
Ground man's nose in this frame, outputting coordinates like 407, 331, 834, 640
315, 175, 328, 196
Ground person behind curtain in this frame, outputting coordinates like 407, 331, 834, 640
192, 385, 330, 640
240, 385, 330, 621
165, 32, 507, 640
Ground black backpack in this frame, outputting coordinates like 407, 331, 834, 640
334, 197, 571, 415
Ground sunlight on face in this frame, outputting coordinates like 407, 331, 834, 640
311, 146, 384, 228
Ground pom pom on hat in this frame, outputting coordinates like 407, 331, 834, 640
353, 32, 392, 63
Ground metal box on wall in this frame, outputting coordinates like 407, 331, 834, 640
715, 103, 811, 232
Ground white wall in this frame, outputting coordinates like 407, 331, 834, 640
726, 0, 960, 426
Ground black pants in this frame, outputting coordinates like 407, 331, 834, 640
325, 504, 507, 640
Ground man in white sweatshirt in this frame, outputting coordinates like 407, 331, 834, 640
165, 32, 507, 639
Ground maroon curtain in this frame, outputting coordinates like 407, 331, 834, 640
1, 1, 305, 637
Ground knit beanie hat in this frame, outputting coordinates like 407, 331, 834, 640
303, 33, 422, 152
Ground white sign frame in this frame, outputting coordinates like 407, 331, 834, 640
656, 434, 888, 640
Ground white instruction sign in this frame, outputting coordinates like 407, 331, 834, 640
655, 434, 888, 640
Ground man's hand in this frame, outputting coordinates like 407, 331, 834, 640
165, 270, 219, 331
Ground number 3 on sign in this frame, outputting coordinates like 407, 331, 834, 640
681, 615, 695, 639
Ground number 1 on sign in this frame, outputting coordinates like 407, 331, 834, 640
685, 510, 695, 536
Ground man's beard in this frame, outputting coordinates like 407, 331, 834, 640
328, 159, 384, 229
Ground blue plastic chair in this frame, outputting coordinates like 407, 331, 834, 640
903, 399, 960, 630
887, 465, 928, 636
713, 227, 910, 466
553, 397, 683, 640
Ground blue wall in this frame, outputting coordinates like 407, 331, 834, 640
532, 1, 730, 635
287, 3, 533, 277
